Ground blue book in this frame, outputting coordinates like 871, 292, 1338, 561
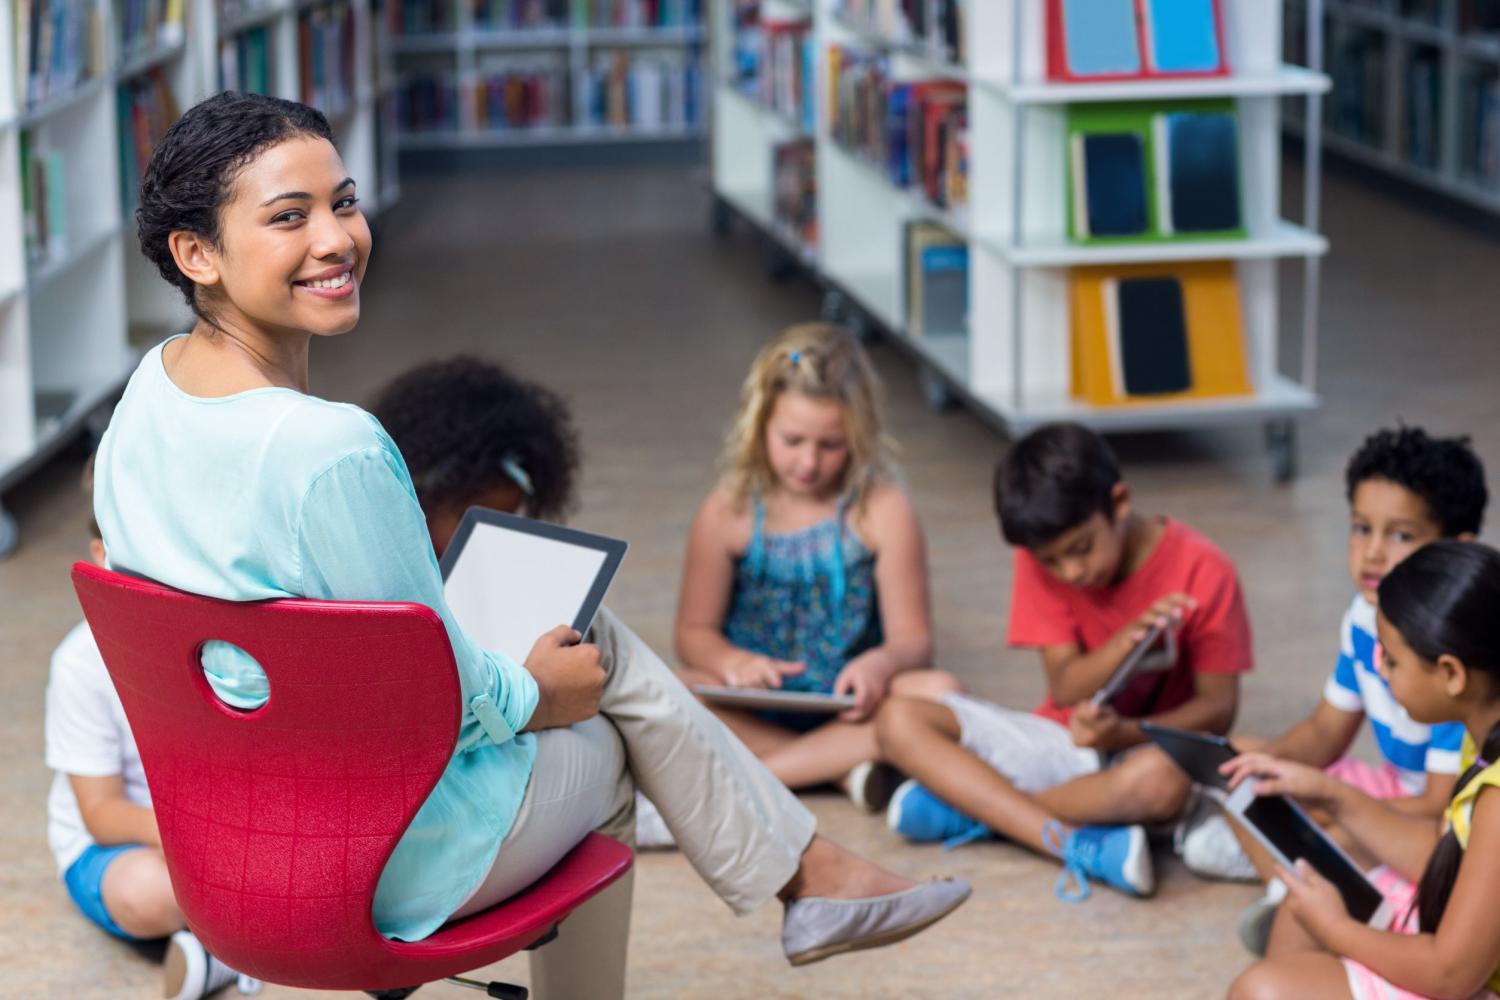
1143, 0, 1221, 74
1157, 111, 1241, 233
1062, 0, 1141, 77
1072, 132, 1148, 238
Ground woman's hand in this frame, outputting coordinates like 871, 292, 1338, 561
833, 654, 889, 722
1280, 859, 1355, 946
523, 625, 604, 731
1221, 752, 1341, 808
720, 651, 805, 690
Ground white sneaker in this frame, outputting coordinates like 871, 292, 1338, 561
634, 791, 676, 850
1174, 794, 1258, 882
1237, 878, 1288, 956
846, 761, 905, 813
164, 930, 261, 1000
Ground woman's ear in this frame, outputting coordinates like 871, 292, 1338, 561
167, 230, 222, 291
1437, 653, 1470, 699
1110, 481, 1132, 523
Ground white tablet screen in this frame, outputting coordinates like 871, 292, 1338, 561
443, 522, 610, 663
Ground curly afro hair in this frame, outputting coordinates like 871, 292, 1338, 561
136, 92, 334, 320
1345, 426, 1488, 537
370, 356, 581, 523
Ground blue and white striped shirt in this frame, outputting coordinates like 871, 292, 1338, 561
1322, 595, 1464, 794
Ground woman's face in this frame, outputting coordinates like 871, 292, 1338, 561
208, 135, 371, 338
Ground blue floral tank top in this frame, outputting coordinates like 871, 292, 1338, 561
722, 498, 883, 694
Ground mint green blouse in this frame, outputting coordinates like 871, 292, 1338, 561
93, 338, 539, 941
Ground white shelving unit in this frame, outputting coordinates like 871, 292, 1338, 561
390, 3, 707, 148
0, 0, 400, 556
1288, 0, 1500, 214
708, 0, 1332, 479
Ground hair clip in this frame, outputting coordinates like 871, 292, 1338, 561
1478, 757, 1493, 770
500, 453, 535, 496
789, 351, 803, 365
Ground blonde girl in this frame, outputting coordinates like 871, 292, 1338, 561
674, 323, 949, 802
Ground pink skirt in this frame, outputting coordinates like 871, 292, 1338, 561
1343, 868, 1499, 1000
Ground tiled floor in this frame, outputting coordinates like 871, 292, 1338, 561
2, 160, 1497, 998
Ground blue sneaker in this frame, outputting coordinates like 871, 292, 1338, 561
1044, 821, 1154, 902
886, 780, 991, 849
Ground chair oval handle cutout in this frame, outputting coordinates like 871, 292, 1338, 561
197, 640, 270, 714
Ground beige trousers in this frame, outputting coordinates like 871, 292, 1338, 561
451, 607, 819, 998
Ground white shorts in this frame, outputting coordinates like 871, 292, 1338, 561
939, 693, 1102, 793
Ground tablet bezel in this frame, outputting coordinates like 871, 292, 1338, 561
1140, 721, 1237, 790
439, 506, 628, 639
691, 686, 856, 714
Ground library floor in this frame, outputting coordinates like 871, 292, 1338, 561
3, 161, 1499, 999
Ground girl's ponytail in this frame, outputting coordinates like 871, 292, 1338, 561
1378, 540, 1500, 933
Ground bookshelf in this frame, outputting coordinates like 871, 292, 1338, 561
1287, 0, 1500, 212
708, 0, 1332, 480
389, 1, 708, 147
0, 0, 400, 557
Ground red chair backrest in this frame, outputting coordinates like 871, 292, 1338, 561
71, 562, 461, 984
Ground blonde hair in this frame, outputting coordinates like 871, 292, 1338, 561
722, 322, 895, 510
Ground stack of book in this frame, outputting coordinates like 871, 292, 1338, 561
298, 2, 357, 118
580, 0, 702, 28
14, 0, 105, 109
19, 134, 68, 266
733, 8, 813, 132
389, 0, 458, 35
834, 0, 964, 62
827, 47, 969, 208
396, 72, 460, 131
474, 56, 569, 129
1461, 67, 1500, 187
1330, 27, 1386, 147
773, 138, 816, 249
118, 0, 186, 63
474, 0, 571, 30
219, 24, 271, 94
117, 68, 179, 214
577, 50, 700, 130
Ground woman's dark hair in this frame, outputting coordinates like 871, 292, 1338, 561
136, 92, 334, 319
370, 356, 580, 523
993, 422, 1123, 548
1379, 540, 1500, 933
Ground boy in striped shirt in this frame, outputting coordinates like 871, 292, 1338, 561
1223, 426, 1487, 952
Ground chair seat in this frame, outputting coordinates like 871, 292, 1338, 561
364, 834, 635, 990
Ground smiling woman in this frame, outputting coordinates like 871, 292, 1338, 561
87, 92, 969, 995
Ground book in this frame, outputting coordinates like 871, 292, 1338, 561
905, 221, 968, 339
1141, 0, 1223, 75
773, 138, 817, 249
117, 68, 180, 214
1071, 132, 1149, 238
1056, 0, 1141, 79
1106, 276, 1193, 397
1155, 110, 1241, 234
1047, 0, 1226, 82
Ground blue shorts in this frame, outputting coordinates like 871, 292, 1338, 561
753, 708, 831, 734
63, 843, 148, 941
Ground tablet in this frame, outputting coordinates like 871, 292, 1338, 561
1090, 619, 1176, 708
692, 686, 856, 714
1140, 721, 1235, 789
1225, 781, 1391, 928
439, 507, 627, 664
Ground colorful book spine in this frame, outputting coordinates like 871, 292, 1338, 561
219, 25, 270, 94
20, 135, 69, 265
298, 2, 356, 117
473, 0, 571, 31
581, 0, 702, 29
17, 0, 101, 109
396, 72, 461, 131
473, 54, 569, 129
119, 0, 185, 62
117, 69, 180, 214
576, 49, 699, 129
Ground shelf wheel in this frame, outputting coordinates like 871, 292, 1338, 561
0, 505, 17, 560
1267, 420, 1297, 483
919, 366, 955, 412
710, 195, 734, 238
764, 241, 798, 282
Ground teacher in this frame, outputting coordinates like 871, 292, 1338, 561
91, 92, 968, 995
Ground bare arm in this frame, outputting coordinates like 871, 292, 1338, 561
69, 774, 160, 849
1040, 593, 1196, 708
673, 489, 801, 687
1309, 791, 1500, 999
1075, 671, 1240, 752
1386, 771, 1459, 819
1263, 699, 1365, 768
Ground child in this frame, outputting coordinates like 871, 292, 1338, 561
1217, 427, 1487, 952
369, 354, 581, 555
673, 323, 942, 802
876, 422, 1253, 900
44, 463, 258, 1000
1227, 540, 1500, 1000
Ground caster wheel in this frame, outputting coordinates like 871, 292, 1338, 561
710, 195, 733, 237
0, 507, 17, 559
364, 989, 421, 999
919, 367, 955, 411
1267, 421, 1297, 482
764, 242, 797, 281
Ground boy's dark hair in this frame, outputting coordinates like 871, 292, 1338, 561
993, 422, 1122, 548
1345, 426, 1487, 537
136, 92, 334, 320
370, 356, 580, 523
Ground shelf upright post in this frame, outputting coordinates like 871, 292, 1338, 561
1007, 0, 1026, 416
1301, 0, 1325, 392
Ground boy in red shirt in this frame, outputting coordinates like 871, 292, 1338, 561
875, 423, 1252, 900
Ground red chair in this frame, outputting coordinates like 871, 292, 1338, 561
71, 562, 633, 999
